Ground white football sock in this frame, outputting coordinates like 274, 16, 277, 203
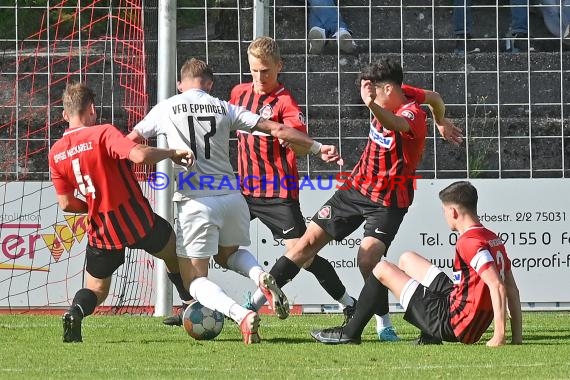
375, 313, 393, 331
228, 303, 250, 324
337, 292, 355, 307
189, 277, 239, 320
226, 249, 265, 287
250, 288, 266, 311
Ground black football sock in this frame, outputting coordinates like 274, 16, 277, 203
305, 255, 346, 300
269, 256, 301, 288
343, 275, 389, 338
71, 288, 98, 317
374, 282, 390, 317
167, 272, 193, 302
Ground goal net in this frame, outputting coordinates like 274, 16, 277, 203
0, 0, 157, 314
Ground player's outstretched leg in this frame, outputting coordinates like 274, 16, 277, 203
310, 326, 362, 345
62, 305, 84, 343
240, 311, 261, 344
258, 273, 290, 320
221, 248, 290, 319
189, 276, 262, 345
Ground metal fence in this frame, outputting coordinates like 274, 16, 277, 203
0, 0, 569, 180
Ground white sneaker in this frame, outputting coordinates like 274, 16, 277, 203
308, 27, 326, 54
337, 29, 355, 54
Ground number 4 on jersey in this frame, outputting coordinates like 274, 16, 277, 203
72, 158, 96, 198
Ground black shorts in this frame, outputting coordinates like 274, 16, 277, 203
311, 188, 408, 249
244, 195, 307, 239
403, 272, 458, 342
85, 213, 173, 279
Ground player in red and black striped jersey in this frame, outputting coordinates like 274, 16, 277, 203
48, 83, 195, 343
228, 37, 358, 320
312, 181, 523, 346
267, 59, 463, 341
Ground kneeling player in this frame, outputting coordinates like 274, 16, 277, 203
311, 181, 523, 346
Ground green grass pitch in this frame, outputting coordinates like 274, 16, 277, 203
1, 312, 569, 379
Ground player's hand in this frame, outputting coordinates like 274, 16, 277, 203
435, 118, 463, 146
360, 79, 376, 108
486, 334, 506, 347
171, 149, 195, 169
278, 138, 292, 149
320, 145, 343, 165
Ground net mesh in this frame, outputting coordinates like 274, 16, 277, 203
0, 0, 156, 314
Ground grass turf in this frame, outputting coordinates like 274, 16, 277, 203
1, 312, 569, 379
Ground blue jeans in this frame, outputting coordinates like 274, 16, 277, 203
308, 0, 348, 36
453, 0, 529, 35
539, 0, 570, 37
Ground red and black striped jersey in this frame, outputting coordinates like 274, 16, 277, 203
449, 225, 512, 344
48, 124, 155, 250
230, 82, 306, 199
346, 94, 427, 208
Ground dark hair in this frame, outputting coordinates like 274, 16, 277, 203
180, 58, 214, 83
358, 59, 403, 86
438, 181, 478, 214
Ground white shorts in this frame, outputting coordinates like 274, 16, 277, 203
175, 193, 251, 258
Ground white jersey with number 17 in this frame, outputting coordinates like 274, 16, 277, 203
135, 88, 261, 200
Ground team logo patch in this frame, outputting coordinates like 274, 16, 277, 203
298, 112, 306, 125
401, 109, 415, 120
318, 205, 332, 219
452, 271, 461, 284
259, 104, 273, 120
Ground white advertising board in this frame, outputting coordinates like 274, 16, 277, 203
2, 180, 569, 310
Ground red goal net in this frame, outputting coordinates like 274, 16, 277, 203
0, 0, 157, 314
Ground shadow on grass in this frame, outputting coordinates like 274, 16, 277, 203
262, 337, 315, 344
520, 333, 570, 342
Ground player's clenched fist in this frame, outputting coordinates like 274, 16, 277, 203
319, 145, 342, 165
171, 149, 195, 168
360, 79, 376, 107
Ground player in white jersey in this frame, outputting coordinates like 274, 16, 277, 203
128, 58, 341, 344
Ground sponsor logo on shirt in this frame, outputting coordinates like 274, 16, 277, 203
369, 123, 393, 148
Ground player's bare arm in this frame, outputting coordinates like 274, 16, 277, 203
360, 80, 411, 133
254, 119, 341, 162
422, 90, 463, 146
504, 270, 523, 344
129, 144, 194, 167
56, 193, 88, 213
279, 138, 342, 164
479, 265, 508, 347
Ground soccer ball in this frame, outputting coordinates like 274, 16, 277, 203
182, 301, 225, 340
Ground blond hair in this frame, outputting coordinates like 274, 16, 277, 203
62, 82, 95, 116
247, 36, 281, 63
180, 58, 214, 82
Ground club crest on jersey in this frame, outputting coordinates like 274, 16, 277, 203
298, 112, 306, 125
369, 123, 393, 148
318, 205, 331, 219
259, 104, 273, 120
452, 271, 461, 284
401, 109, 415, 120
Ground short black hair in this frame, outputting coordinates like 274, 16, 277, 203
358, 59, 403, 86
438, 181, 478, 214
